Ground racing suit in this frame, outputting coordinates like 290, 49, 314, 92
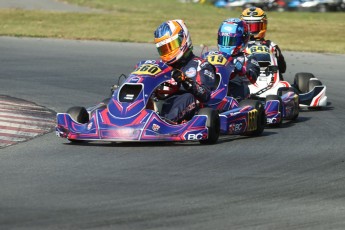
246, 39, 286, 79
161, 52, 216, 123
229, 52, 260, 101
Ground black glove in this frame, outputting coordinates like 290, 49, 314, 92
172, 69, 187, 83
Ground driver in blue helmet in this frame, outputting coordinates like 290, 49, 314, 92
217, 18, 260, 101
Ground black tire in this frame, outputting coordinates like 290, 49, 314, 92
239, 99, 265, 136
198, 108, 220, 145
265, 95, 283, 127
308, 79, 322, 91
294, 72, 315, 93
66, 106, 89, 124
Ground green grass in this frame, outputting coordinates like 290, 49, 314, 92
0, 0, 345, 53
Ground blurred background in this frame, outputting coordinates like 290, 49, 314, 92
183, 0, 345, 12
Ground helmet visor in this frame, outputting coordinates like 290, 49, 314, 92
247, 21, 266, 34
156, 35, 182, 56
218, 34, 241, 47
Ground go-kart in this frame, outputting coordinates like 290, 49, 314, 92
246, 43, 327, 126
56, 57, 265, 145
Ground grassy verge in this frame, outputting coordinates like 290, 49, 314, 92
0, 0, 344, 54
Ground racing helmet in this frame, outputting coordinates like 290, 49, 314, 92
240, 7, 267, 40
217, 18, 249, 56
154, 19, 193, 65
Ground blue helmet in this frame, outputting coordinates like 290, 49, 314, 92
217, 18, 249, 56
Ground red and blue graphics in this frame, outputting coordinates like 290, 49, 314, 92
56, 58, 262, 143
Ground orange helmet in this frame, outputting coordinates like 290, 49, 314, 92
154, 20, 193, 65
240, 7, 267, 40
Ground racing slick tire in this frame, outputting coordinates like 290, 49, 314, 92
66, 106, 89, 124
66, 106, 89, 143
308, 79, 322, 91
265, 95, 283, 127
239, 99, 265, 136
294, 72, 315, 93
198, 108, 220, 145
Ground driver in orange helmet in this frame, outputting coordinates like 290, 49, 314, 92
241, 7, 286, 79
152, 19, 216, 123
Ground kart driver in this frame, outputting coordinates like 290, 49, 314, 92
217, 18, 260, 101
240, 7, 286, 80
153, 19, 216, 123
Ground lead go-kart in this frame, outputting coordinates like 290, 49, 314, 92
246, 43, 327, 126
56, 55, 265, 145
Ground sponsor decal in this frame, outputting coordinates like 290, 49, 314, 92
130, 77, 140, 83
251, 58, 259, 66
124, 94, 135, 100
87, 122, 93, 130
196, 85, 205, 94
229, 123, 243, 134
220, 32, 231, 36
200, 62, 208, 68
204, 69, 215, 79
152, 124, 160, 132
223, 26, 233, 32
144, 60, 157, 64
267, 117, 277, 124
185, 67, 197, 78
187, 133, 205, 140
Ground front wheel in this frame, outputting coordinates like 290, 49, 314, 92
198, 108, 220, 145
66, 106, 89, 124
66, 106, 89, 143
294, 72, 315, 93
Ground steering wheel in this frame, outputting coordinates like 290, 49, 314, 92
154, 82, 180, 100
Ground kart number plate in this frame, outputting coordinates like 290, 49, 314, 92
207, 54, 227, 66
248, 45, 270, 54
132, 64, 162, 76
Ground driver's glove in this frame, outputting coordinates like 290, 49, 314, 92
172, 69, 187, 83
234, 58, 246, 75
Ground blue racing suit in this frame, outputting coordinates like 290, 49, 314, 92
161, 52, 216, 123
229, 52, 260, 101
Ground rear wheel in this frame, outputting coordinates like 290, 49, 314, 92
198, 108, 220, 145
294, 72, 315, 93
239, 99, 265, 136
308, 79, 322, 91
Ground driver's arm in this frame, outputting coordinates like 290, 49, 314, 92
185, 61, 215, 103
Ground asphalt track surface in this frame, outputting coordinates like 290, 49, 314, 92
1, 37, 345, 230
